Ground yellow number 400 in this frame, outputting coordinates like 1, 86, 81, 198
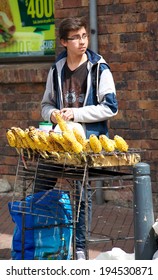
27, 0, 54, 19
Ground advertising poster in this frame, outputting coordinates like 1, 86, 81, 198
0, 0, 55, 57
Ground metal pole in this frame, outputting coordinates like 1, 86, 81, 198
133, 162, 157, 260
95, 180, 104, 205
90, 1, 104, 204
89, 0, 98, 53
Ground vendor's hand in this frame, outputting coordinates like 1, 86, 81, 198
50, 110, 60, 124
60, 108, 74, 121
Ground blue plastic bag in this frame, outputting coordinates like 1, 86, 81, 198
8, 190, 73, 260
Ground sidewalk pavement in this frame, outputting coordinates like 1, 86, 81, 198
0, 191, 135, 260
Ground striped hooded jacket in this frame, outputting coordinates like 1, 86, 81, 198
41, 48, 118, 138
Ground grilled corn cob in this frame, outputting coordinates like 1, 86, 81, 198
49, 132, 65, 152
114, 135, 129, 152
63, 131, 83, 153
14, 127, 29, 148
28, 130, 49, 158
99, 135, 115, 152
11, 127, 25, 148
37, 130, 50, 151
53, 141, 65, 153
24, 129, 36, 150
52, 132, 73, 152
89, 134, 102, 153
73, 127, 86, 146
6, 129, 17, 147
59, 136, 73, 152
82, 139, 93, 153
29, 126, 36, 131
46, 135, 57, 152
54, 112, 70, 132
27, 129, 41, 149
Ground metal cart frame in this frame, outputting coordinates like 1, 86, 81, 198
10, 150, 141, 260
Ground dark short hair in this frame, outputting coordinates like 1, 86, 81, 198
59, 17, 88, 40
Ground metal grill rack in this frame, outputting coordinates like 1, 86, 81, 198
10, 149, 142, 259
11, 153, 86, 260
12, 155, 82, 220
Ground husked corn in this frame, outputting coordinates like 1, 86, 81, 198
6, 129, 16, 147
51, 132, 73, 152
14, 127, 29, 148
29, 126, 36, 131
24, 129, 36, 150
11, 127, 25, 149
73, 127, 86, 146
49, 131, 61, 143
54, 112, 70, 132
114, 135, 129, 152
63, 131, 83, 153
82, 139, 93, 153
28, 130, 43, 150
99, 135, 115, 152
46, 135, 57, 152
60, 136, 73, 152
89, 134, 102, 153
37, 130, 50, 151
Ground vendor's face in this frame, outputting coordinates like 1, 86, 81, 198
61, 27, 88, 56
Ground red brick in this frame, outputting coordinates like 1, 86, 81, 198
144, 110, 158, 120
61, 0, 82, 8
141, 140, 158, 150
151, 129, 158, 140
138, 100, 158, 110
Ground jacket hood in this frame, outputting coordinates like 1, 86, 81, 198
55, 48, 106, 66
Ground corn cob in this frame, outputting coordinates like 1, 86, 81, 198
59, 136, 74, 152
29, 130, 51, 158
13, 127, 32, 159
73, 127, 86, 146
14, 127, 29, 148
48, 134, 64, 153
49, 131, 63, 145
99, 135, 115, 152
24, 129, 36, 150
28, 130, 49, 158
38, 131, 56, 152
82, 139, 93, 153
51, 132, 73, 152
6, 129, 17, 147
53, 141, 65, 153
54, 112, 70, 132
63, 131, 83, 153
28, 130, 43, 150
46, 135, 57, 152
37, 130, 50, 151
89, 134, 102, 153
11, 127, 25, 148
114, 135, 129, 152
9, 127, 28, 163
29, 126, 36, 131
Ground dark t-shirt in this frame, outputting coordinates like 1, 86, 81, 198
62, 61, 88, 108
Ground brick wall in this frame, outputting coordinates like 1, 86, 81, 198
55, 0, 158, 192
0, 0, 158, 193
0, 63, 52, 184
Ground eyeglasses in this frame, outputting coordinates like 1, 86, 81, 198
66, 34, 88, 41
